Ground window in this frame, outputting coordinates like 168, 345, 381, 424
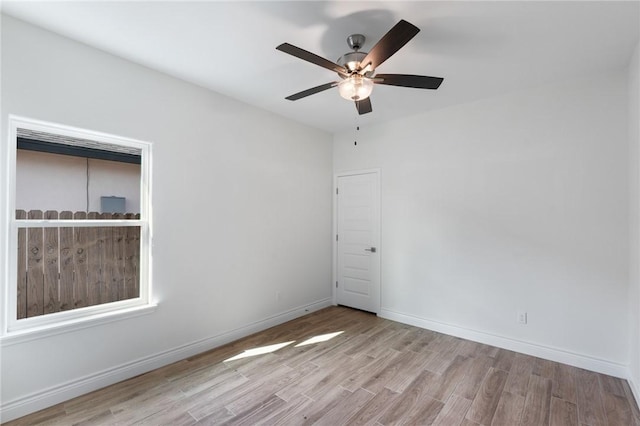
3, 116, 153, 337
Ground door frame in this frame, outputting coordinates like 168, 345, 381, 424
332, 168, 381, 313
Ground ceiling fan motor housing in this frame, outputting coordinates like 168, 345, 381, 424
337, 51, 368, 73
338, 34, 373, 75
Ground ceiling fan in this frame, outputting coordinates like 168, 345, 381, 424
276, 19, 444, 115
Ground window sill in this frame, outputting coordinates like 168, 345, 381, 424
0, 303, 158, 347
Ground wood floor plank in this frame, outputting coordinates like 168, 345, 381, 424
404, 396, 445, 425
520, 374, 552, 426
600, 373, 626, 397
345, 387, 399, 426
622, 380, 640, 425
280, 335, 349, 368
549, 396, 578, 426
391, 327, 424, 352
5, 306, 639, 426
465, 367, 508, 425
405, 328, 437, 353
191, 406, 232, 425
424, 346, 463, 375
476, 342, 500, 358
173, 363, 238, 397
456, 339, 482, 358
504, 353, 535, 397
491, 391, 525, 425
427, 354, 471, 402
455, 356, 494, 400
130, 396, 201, 425
384, 349, 437, 393
255, 393, 312, 425
302, 354, 371, 400
224, 394, 288, 426
275, 364, 328, 402
433, 394, 472, 425
224, 365, 312, 415
533, 357, 556, 379
297, 386, 353, 425
109, 381, 186, 423
307, 334, 366, 367
339, 348, 399, 392
344, 327, 398, 358
576, 368, 607, 426
492, 348, 516, 372
378, 369, 437, 425
314, 387, 375, 426
603, 392, 635, 426
188, 363, 292, 420
552, 363, 578, 404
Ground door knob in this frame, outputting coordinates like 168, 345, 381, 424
365, 247, 377, 253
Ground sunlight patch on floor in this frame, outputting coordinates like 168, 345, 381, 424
295, 331, 344, 347
224, 341, 295, 362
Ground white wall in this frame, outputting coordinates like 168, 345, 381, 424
16, 150, 141, 213
0, 15, 333, 421
334, 70, 630, 374
628, 40, 640, 401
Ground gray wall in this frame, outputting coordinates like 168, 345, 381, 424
0, 15, 333, 420
334, 69, 630, 374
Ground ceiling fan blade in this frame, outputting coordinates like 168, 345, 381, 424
375, 74, 443, 89
285, 82, 338, 101
360, 20, 420, 71
355, 97, 373, 115
277, 43, 348, 77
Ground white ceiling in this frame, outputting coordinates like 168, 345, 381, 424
2, 1, 639, 133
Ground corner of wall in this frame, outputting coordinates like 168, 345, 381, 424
628, 38, 640, 407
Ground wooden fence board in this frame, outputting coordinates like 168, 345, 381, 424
133, 225, 140, 298
59, 211, 74, 311
124, 213, 138, 299
112, 214, 125, 300
86, 212, 102, 306
100, 213, 116, 303
43, 210, 59, 314
73, 211, 88, 309
16, 209, 27, 319
16, 209, 140, 319
27, 210, 44, 317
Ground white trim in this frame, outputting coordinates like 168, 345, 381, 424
1, 303, 157, 346
333, 169, 382, 313
13, 220, 143, 228
0, 297, 332, 423
3, 115, 153, 335
380, 308, 630, 379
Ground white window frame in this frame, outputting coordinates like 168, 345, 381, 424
1, 115, 154, 343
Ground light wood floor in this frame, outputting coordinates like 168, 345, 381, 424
5, 306, 640, 426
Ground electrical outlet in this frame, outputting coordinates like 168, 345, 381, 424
517, 311, 527, 324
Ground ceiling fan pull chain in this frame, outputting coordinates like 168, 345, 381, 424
354, 116, 360, 146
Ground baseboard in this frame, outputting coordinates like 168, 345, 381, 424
0, 297, 332, 423
379, 308, 629, 379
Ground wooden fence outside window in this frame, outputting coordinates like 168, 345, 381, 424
15, 210, 141, 319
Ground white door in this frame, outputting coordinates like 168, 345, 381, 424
336, 171, 380, 313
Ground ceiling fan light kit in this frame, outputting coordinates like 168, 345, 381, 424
276, 19, 444, 115
338, 75, 374, 101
